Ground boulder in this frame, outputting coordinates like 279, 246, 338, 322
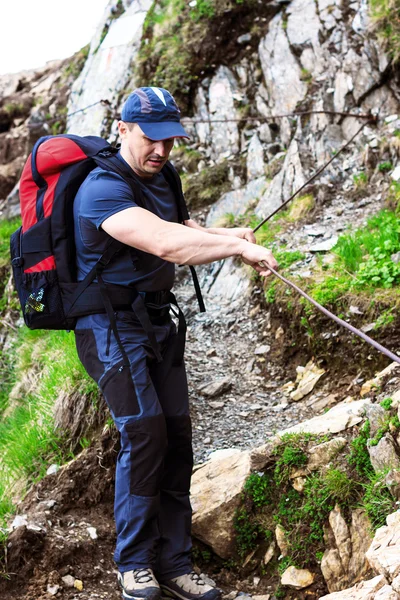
368, 435, 400, 474
279, 399, 371, 436
319, 575, 397, 599
366, 511, 400, 582
191, 450, 252, 558
322, 506, 372, 592
281, 565, 315, 589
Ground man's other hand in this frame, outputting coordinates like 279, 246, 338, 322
240, 242, 278, 277
226, 227, 257, 244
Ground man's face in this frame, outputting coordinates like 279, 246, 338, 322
119, 122, 175, 178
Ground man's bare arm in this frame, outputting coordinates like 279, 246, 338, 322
101, 207, 277, 276
184, 218, 256, 243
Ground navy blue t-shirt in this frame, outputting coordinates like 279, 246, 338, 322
73, 154, 185, 292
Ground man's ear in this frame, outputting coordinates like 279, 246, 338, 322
118, 120, 129, 139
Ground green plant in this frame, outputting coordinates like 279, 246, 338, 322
370, 0, 400, 63
273, 436, 308, 485
234, 507, 265, 557
348, 420, 374, 478
378, 161, 393, 172
362, 471, 397, 530
380, 397, 393, 410
374, 309, 396, 329
353, 171, 368, 187
243, 473, 274, 508
190, 0, 215, 21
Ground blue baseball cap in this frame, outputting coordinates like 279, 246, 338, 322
121, 87, 190, 140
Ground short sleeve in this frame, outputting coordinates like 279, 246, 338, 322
78, 169, 139, 230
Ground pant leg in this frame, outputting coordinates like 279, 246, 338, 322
74, 312, 174, 572
149, 332, 194, 580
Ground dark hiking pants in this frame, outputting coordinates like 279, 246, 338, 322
74, 310, 193, 578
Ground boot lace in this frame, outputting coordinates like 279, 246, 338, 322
134, 568, 154, 584
189, 572, 206, 587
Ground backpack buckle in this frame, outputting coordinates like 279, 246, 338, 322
12, 256, 24, 267
98, 149, 113, 158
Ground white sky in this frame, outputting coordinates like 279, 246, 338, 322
0, 0, 111, 75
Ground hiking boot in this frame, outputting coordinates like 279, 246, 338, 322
118, 568, 161, 600
160, 571, 221, 600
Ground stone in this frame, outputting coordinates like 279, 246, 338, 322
281, 565, 315, 589
321, 506, 373, 593
264, 542, 275, 566
391, 167, 400, 182
209, 401, 225, 409
47, 584, 60, 595
307, 438, 347, 471
292, 476, 307, 492
46, 464, 60, 476
87, 526, 98, 540
74, 579, 84, 591
309, 236, 339, 252
319, 575, 389, 599
206, 177, 267, 227
368, 435, 400, 473
207, 66, 241, 161
363, 404, 387, 437
191, 450, 252, 557
256, 138, 306, 219
254, 345, 271, 355
275, 524, 289, 557
279, 399, 371, 436
198, 377, 232, 398
247, 134, 265, 180
62, 575, 76, 588
290, 361, 326, 401
366, 511, 400, 581
237, 33, 252, 44
360, 363, 400, 397
204, 257, 253, 306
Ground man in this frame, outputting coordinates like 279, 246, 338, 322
73, 87, 277, 600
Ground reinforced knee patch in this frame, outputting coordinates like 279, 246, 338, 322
125, 414, 168, 496
162, 415, 193, 492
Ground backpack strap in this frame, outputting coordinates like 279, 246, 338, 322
162, 162, 206, 313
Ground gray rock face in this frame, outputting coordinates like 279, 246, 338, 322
255, 138, 306, 218
206, 177, 267, 228
247, 134, 265, 180
193, 66, 241, 161
368, 435, 400, 473
67, 0, 153, 136
321, 505, 372, 593
258, 14, 307, 114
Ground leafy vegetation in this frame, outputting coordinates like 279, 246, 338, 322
370, 0, 400, 63
362, 471, 397, 530
0, 215, 100, 533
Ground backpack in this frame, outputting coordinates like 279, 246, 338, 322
10, 134, 205, 346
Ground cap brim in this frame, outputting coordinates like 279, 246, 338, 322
137, 121, 190, 140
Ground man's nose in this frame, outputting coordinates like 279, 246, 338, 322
153, 141, 169, 156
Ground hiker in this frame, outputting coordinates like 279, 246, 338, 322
73, 87, 277, 600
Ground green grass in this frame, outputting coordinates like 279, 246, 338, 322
0, 326, 99, 526
348, 420, 374, 478
362, 471, 397, 530
0, 217, 20, 267
370, 0, 400, 63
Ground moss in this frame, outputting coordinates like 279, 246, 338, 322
135, 0, 275, 112
348, 421, 374, 478
182, 161, 231, 210
370, 0, 400, 63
